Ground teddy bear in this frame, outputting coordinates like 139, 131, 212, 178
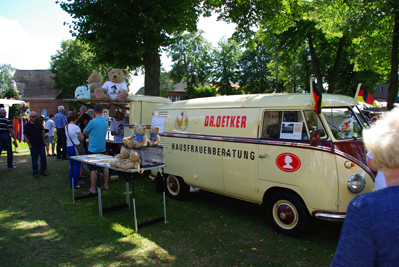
147, 126, 160, 146
109, 146, 130, 169
88, 71, 104, 99
131, 124, 148, 148
123, 124, 138, 147
97, 67, 129, 101
120, 150, 141, 171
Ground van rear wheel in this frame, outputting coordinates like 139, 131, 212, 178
166, 175, 190, 200
266, 191, 310, 236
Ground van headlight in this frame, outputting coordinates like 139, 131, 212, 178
347, 174, 366, 193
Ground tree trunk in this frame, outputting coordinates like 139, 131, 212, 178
272, 34, 278, 92
143, 49, 160, 96
307, 33, 324, 92
387, 14, 399, 110
327, 36, 345, 94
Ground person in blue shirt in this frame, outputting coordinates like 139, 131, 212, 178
82, 104, 109, 194
54, 106, 68, 160
331, 107, 399, 266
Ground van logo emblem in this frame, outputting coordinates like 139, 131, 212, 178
276, 153, 301, 172
175, 111, 188, 131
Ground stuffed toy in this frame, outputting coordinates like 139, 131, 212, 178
88, 71, 104, 99
120, 150, 141, 170
132, 124, 148, 148
120, 146, 130, 159
98, 67, 128, 101
123, 124, 138, 147
147, 126, 160, 146
111, 146, 130, 169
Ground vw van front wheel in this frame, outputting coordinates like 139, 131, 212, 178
166, 175, 190, 200
266, 191, 310, 236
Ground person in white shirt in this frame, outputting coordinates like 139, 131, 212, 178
65, 112, 84, 189
45, 114, 56, 156
110, 111, 126, 143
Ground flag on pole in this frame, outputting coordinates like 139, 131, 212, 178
355, 84, 378, 107
311, 78, 323, 114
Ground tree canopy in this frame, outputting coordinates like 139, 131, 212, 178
49, 39, 108, 99
58, 0, 203, 96
168, 31, 213, 98
203, 0, 398, 106
0, 64, 17, 98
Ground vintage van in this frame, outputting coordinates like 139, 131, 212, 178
153, 93, 375, 236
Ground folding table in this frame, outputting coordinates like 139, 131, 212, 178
71, 154, 166, 232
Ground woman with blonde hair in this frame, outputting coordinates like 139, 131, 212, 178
331, 108, 399, 266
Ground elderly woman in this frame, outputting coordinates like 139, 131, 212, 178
65, 112, 84, 189
331, 107, 399, 266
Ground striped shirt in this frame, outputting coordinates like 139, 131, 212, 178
54, 111, 67, 129
0, 116, 12, 134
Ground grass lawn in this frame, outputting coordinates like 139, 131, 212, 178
0, 143, 342, 266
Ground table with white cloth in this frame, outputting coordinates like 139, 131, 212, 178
71, 154, 166, 232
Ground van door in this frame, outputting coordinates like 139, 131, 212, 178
190, 109, 224, 191
222, 108, 258, 199
257, 110, 338, 212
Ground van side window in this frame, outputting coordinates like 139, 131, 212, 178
262, 111, 309, 140
303, 111, 327, 139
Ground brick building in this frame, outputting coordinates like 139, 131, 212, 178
12, 69, 123, 118
13, 69, 68, 117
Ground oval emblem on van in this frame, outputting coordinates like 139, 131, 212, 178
276, 153, 301, 173
175, 111, 188, 131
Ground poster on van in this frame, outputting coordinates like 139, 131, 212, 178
280, 122, 303, 140
151, 117, 165, 133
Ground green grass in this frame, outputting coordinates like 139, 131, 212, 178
0, 143, 342, 266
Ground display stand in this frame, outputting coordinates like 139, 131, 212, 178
71, 154, 166, 232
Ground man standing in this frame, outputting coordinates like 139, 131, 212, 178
0, 108, 17, 169
54, 106, 68, 160
23, 111, 49, 178
83, 104, 109, 194
45, 114, 56, 156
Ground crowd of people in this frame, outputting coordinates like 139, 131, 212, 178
1, 105, 125, 192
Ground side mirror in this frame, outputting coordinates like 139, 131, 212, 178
310, 131, 320, 146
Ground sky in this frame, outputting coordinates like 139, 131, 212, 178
0, 0, 236, 93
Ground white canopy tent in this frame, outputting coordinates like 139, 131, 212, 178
0, 99, 26, 118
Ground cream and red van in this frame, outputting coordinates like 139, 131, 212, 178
153, 93, 375, 236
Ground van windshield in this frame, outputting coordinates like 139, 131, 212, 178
322, 107, 363, 140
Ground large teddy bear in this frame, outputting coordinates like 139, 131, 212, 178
88, 71, 104, 99
123, 124, 138, 147
97, 67, 129, 101
123, 124, 148, 148
147, 126, 160, 146
131, 124, 148, 148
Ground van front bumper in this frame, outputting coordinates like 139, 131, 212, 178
312, 211, 346, 222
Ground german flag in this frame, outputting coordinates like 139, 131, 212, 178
312, 80, 324, 114
357, 85, 378, 107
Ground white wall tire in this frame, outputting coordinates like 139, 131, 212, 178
166, 175, 190, 200
266, 191, 311, 236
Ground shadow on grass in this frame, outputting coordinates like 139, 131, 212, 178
0, 153, 342, 266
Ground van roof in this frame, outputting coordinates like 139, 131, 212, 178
156, 93, 358, 110
126, 95, 171, 103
